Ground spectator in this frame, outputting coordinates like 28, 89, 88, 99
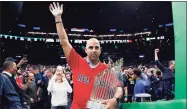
41, 68, 54, 109
34, 69, 42, 87
154, 49, 175, 79
118, 66, 125, 87
48, 66, 72, 109
0, 73, 22, 109
132, 68, 146, 101
124, 66, 135, 103
2, 60, 25, 106
122, 68, 129, 102
16, 69, 24, 89
152, 70, 163, 100
23, 72, 39, 109
154, 49, 175, 100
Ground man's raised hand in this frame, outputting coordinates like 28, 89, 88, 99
49, 2, 63, 17
155, 49, 159, 54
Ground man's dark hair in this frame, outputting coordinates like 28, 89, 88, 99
133, 68, 142, 77
3, 61, 14, 70
156, 70, 162, 76
5, 57, 17, 62
128, 66, 133, 69
45, 68, 54, 74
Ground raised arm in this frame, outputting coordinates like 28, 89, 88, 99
154, 49, 165, 72
49, 2, 72, 58
49, 2, 86, 72
155, 49, 159, 61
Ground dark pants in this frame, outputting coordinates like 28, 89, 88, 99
66, 99, 72, 109
37, 99, 46, 109
162, 79, 175, 100
51, 106, 66, 109
44, 101, 51, 109
127, 95, 133, 103
31, 103, 37, 109
155, 88, 163, 100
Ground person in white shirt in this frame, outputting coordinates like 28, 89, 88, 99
47, 66, 72, 109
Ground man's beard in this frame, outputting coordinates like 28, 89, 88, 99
30, 78, 34, 82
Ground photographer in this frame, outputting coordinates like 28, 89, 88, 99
23, 72, 39, 109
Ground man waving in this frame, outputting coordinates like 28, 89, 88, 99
49, 2, 123, 109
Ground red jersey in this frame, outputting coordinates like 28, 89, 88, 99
67, 48, 108, 109
16, 75, 23, 88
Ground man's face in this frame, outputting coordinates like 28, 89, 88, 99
10, 62, 17, 74
35, 70, 39, 74
85, 39, 101, 61
65, 74, 71, 80
128, 68, 133, 75
170, 61, 175, 70
28, 73, 35, 81
45, 70, 52, 77
156, 74, 161, 78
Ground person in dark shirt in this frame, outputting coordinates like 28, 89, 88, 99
118, 66, 125, 88
122, 69, 128, 103
151, 70, 163, 100
124, 66, 135, 103
23, 72, 38, 109
2, 60, 25, 106
41, 68, 54, 109
154, 49, 175, 79
152, 70, 162, 83
0, 73, 22, 109
132, 68, 146, 101
33, 68, 43, 108
154, 49, 175, 100
34, 69, 43, 87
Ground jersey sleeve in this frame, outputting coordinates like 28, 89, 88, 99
66, 48, 86, 73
